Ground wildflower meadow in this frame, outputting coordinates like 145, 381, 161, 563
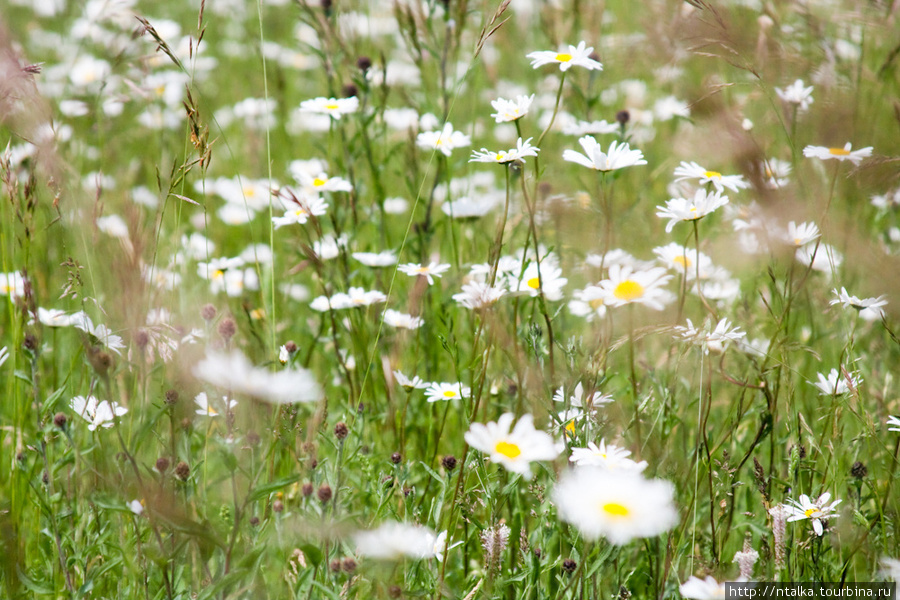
3, 0, 900, 598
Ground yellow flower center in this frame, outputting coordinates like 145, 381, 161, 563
828, 147, 850, 156
613, 280, 644, 301
555, 53, 573, 62
415, 266, 429, 273
212, 270, 224, 280
313, 177, 326, 187
155, 85, 166, 97
793, 238, 802, 246
495, 441, 521, 459
565, 420, 576, 435
442, 390, 457, 398
294, 208, 309, 217
804, 508, 819, 518
589, 298, 604, 310
704, 170, 722, 179
243, 186, 256, 198
673, 255, 691, 268
602, 502, 630, 518
526, 277, 542, 289
325, 103, 339, 110
207, 406, 218, 416
495, 153, 505, 161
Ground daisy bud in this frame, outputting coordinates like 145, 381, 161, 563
247, 431, 260, 446
174, 461, 190, 481
53, 412, 67, 429
273, 499, 284, 513
329, 559, 342, 573
441, 455, 457, 471
320, 0, 332, 15
334, 422, 349, 440
391, 452, 402, 464
217, 317, 236, 342
388, 585, 402, 599
301, 482, 313, 497
341, 557, 357, 573
317, 483, 332, 503
134, 329, 150, 351
249, 516, 260, 526
851, 461, 868, 479
562, 558, 577, 573
22, 332, 37, 352
616, 110, 630, 125
164, 389, 179, 405
284, 340, 298, 354
356, 56, 372, 72
155, 457, 170, 473
200, 303, 217, 321
342, 83, 358, 98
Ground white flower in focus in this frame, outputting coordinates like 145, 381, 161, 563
775, 79, 814, 111
830, 287, 887, 320
469, 137, 539, 165
509, 262, 567, 301
782, 492, 842, 536
673, 161, 749, 193
563, 137, 646, 171
354, 522, 439, 560
803, 143, 873, 165
490, 95, 534, 123
424, 382, 470, 403
598, 265, 672, 310
569, 440, 648, 472
784, 221, 820, 248
417, 123, 471, 157
656, 189, 730, 232
397, 262, 451, 285
299, 96, 358, 120
465, 413, 560, 479
193, 392, 237, 417
813, 368, 861, 396
70, 395, 128, 431
292, 169, 353, 194
674, 318, 746, 354
527, 41, 603, 71
193, 349, 322, 405
553, 468, 678, 544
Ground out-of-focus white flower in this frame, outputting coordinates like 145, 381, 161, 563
193, 349, 322, 405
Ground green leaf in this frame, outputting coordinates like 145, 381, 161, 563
299, 543, 324, 567
247, 474, 302, 503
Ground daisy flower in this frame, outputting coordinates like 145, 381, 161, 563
813, 368, 862, 396
597, 264, 673, 310
393, 370, 429, 390
509, 262, 568, 301
193, 349, 322, 405
469, 137, 539, 165
441, 196, 500, 219
569, 440, 648, 472
527, 41, 603, 71
490, 94, 534, 123
397, 262, 451, 285
342, 287, 388, 308
417, 123, 471, 157
562, 137, 646, 171
353, 522, 440, 560
784, 221, 820, 247
656, 189, 730, 232
383, 309, 424, 330
568, 286, 607, 321
679, 576, 727, 600
299, 96, 358, 120
887, 416, 900, 432
775, 79, 814, 111
425, 382, 470, 403
673, 161, 749, 193
561, 117, 620, 136
452, 281, 506, 310
352, 250, 398, 267
830, 287, 887, 320
653, 243, 713, 279
803, 143, 873, 165
193, 392, 237, 417
553, 468, 678, 544
292, 170, 353, 194
782, 492, 842, 536
271, 195, 328, 228
674, 318, 746, 354
464, 413, 560, 479
0, 271, 25, 299
761, 157, 792, 189
70, 395, 128, 431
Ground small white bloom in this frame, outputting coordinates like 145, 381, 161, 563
490, 95, 534, 123
397, 262, 451, 285
563, 137, 646, 171
417, 123, 471, 157
465, 413, 560, 479
425, 382, 470, 403
673, 161, 748, 193
775, 79, 814, 111
803, 143, 873, 165
527, 41, 603, 71
813, 368, 862, 396
299, 96, 358, 119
